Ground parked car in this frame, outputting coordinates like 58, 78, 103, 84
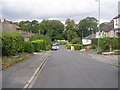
52, 43, 59, 50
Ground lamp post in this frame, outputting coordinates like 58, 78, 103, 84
96, 0, 100, 53
82, 30, 83, 49
39, 30, 40, 39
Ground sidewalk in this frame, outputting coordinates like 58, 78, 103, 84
2, 51, 51, 88
80, 51, 118, 67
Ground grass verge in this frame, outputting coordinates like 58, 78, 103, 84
2, 53, 34, 68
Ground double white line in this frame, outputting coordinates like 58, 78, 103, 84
23, 54, 50, 89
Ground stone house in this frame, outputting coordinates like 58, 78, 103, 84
1, 19, 32, 41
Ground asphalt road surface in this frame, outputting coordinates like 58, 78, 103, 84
32, 45, 118, 88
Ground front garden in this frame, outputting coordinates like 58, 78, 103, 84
2, 32, 52, 68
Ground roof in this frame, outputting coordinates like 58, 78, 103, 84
21, 31, 32, 38
13, 24, 20, 29
101, 23, 114, 32
84, 34, 96, 39
113, 14, 120, 19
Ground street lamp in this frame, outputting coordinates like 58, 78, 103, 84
95, 0, 101, 53
82, 30, 83, 49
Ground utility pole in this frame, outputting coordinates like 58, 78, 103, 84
39, 30, 40, 39
95, 0, 101, 53
82, 30, 83, 49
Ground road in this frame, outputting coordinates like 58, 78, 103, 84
32, 45, 118, 88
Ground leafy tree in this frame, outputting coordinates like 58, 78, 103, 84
65, 18, 76, 31
77, 17, 98, 38
70, 37, 82, 44
39, 20, 64, 41
65, 30, 78, 42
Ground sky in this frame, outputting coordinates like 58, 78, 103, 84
0, 0, 120, 23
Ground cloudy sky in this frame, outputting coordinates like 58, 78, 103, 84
0, 0, 120, 23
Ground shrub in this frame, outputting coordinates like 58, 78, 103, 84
31, 41, 40, 52
46, 45, 52, 51
70, 38, 82, 44
24, 42, 34, 53
66, 44, 73, 49
36, 40, 44, 50
66, 44, 82, 50
74, 44, 82, 50
91, 37, 120, 52
2, 32, 24, 56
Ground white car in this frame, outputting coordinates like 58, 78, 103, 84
52, 44, 59, 50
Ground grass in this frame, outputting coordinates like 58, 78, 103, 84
2, 53, 34, 68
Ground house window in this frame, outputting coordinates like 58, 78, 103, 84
116, 32, 120, 37
116, 19, 117, 25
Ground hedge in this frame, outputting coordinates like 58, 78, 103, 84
57, 40, 69, 44
74, 44, 82, 50
2, 32, 24, 56
66, 44, 73, 49
31, 41, 40, 52
66, 44, 82, 50
45, 45, 52, 51
24, 42, 34, 53
92, 37, 120, 52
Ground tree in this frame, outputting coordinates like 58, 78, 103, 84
70, 37, 82, 44
65, 18, 76, 31
39, 20, 64, 41
77, 17, 98, 38
65, 30, 78, 42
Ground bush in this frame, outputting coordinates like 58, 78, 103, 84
70, 38, 82, 44
46, 45, 52, 51
31, 41, 41, 52
66, 44, 73, 49
74, 44, 82, 50
36, 40, 44, 50
66, 44, 82, 50
2, 32, 24, 56
24, 42, 34, 53
91, 37, 120, 52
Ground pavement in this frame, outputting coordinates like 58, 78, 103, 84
32, 45, 118, 88
2, 51, 50, 88
79, 51, 119, 67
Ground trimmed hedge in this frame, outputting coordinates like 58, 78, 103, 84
74, 44, 82, 50
66, 44, 82, 50
24, 42, 34, 53
66, 44, 73, 49
2, 32, 24, 56
31, 41, 40, 52
57, 40, 69, 44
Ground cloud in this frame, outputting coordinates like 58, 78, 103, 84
1, 0, 120, 23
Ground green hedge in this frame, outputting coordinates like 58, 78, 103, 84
45, 45, 52, 51
92, 37, 120, 52
74, 44, 82, 50
66, 44, 73, 49
2, 32, 24, 56
66, 44, 82, 50
31, 41, 40, 52
24, 42, 34, 53
31, 40, 46, 52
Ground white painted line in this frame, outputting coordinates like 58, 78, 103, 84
23, 54, 50, 89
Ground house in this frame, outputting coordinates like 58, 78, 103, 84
2, 19, 32, 41
113, 14, 120, 37
102, 21, 115, 37
2, 19, 21, 32
96, 14, 120, 38
82, 34, 96, 45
